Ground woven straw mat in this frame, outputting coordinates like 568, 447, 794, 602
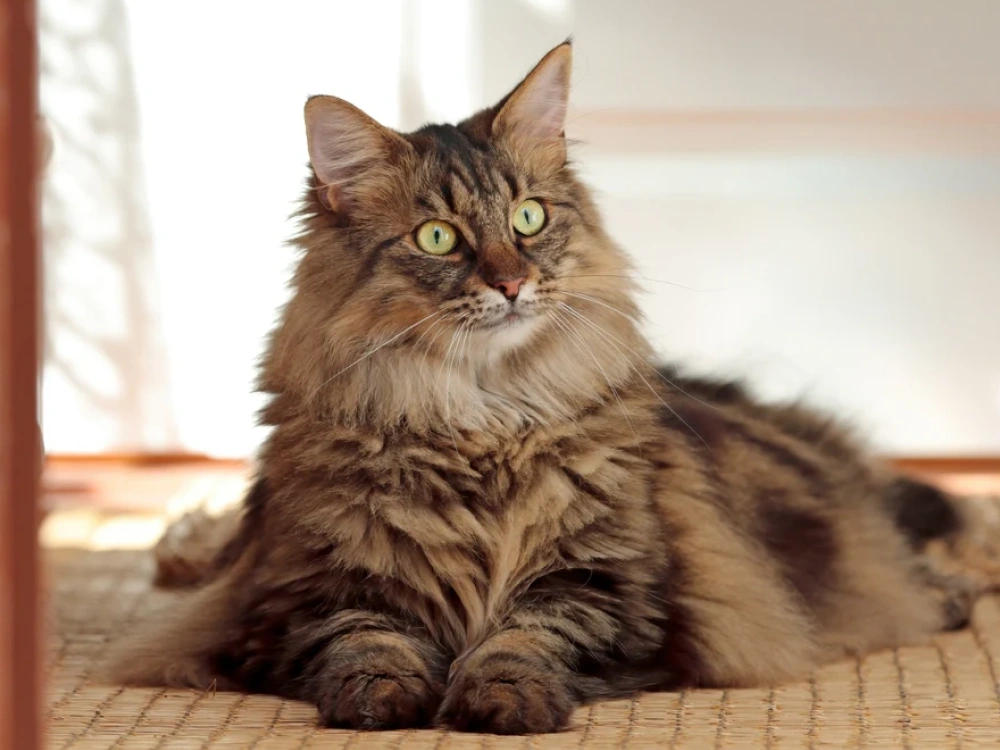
45, 524, 1000, 748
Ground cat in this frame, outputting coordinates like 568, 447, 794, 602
105, 42, 1000, 735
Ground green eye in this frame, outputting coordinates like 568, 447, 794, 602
416, 220, 459, 255
512, 199, 546, 236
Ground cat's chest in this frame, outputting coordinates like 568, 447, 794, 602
314, 435, 639, 650
406, 458, 579, 648
410, 452, 579, 572
386, 442, 636, 645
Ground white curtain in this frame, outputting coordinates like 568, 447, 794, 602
40, 0, 1000, 457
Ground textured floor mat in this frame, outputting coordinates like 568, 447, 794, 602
45, 538, 1000, 749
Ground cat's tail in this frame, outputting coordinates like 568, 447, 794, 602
100, 479, 269, 688
99, 566, 241, 690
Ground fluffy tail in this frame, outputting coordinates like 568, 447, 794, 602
99, 479, 270, 689
99, 570, 240, 689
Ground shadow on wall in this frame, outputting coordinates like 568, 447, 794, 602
39, 0, 178, 451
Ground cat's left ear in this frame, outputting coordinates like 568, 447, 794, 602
492, 41, 572, 166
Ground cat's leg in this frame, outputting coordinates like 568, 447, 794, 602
435, 580, 662, 735
295, 612, 447, 730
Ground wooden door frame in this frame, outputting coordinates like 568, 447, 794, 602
1, 0, 42, 749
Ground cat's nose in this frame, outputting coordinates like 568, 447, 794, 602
493, 277, 525, 301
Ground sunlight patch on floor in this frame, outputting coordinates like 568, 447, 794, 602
41, 509, 167, 550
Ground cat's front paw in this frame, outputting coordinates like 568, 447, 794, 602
318, 671, 441, 730
437, 655, 574, 734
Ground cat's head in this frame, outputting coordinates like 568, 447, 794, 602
269, 42, 647, 430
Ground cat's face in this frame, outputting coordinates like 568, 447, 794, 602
283, 43, 641, 425
363, 117, 581, 354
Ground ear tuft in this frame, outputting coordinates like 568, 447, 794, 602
493, 42, 572, 145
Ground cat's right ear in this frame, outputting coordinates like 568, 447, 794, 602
304, 96, 408, 212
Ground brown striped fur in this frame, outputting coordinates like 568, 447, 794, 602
105, 43, 1000, 734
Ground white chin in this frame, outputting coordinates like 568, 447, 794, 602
480, 315, 542, 356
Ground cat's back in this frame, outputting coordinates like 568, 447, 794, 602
644, 369, 946, 684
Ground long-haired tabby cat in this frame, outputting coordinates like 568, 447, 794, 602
107, 42, 1000, 734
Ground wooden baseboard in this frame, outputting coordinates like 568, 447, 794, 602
888, 457, 1000, 475
46, 453, 248, 469
44, 452, 1000, 475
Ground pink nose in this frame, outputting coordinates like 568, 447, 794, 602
493, 277, 525, 300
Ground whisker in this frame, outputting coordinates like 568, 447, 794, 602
440, 322, 469, 453
439, 329, 460, 448
559, 303, 711, 451
560, 274, 730, 293
438, 326, 462, 388
453, 324, 474, 445
561, 290, 641, 325
558, 292, 724, 413
413, 315, 446, 349
418, 318, 452, 378
551, 311, 637, 440
308, 310, 441, 401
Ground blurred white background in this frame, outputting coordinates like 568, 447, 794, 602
39, 0, 1000, 458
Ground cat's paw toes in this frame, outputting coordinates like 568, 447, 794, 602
438, 660, 573, 734
318, 672, 440, 730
